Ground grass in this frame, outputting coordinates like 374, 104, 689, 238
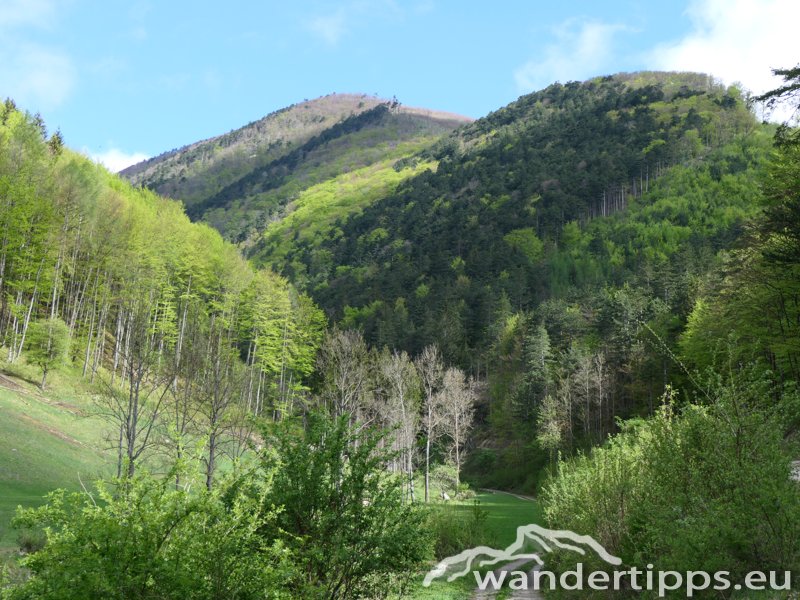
0, 356, 542, 600
0, 360, 112, 550
404, 489, 543, 598
466, 490, 543, 548
406, 576, 476, 599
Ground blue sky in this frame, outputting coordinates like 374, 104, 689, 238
0, 0, 796, 171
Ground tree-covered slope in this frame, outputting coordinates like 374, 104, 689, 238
255, 72, 768, 366
0, 100, 325, 491
122, 93, 389, 204
122, 94, 470, 244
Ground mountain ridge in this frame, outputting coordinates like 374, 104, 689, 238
122, 93, 471, 243
120, 93, 470, 192
248, 71, 766, 363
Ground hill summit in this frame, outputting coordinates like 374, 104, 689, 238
122, 93, 471, 243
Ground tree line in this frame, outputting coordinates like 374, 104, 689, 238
0, 99, 482, 598
317, 329, 479, 501
536, 66, 800, 596
0, 100, 325, 486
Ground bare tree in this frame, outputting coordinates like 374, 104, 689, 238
318, 329, 371, 426
163, 301, 204, 488
377, 349, 421, 501
98, 298, 170, 478
198, 318, 242, 490
415, 344, 444, 502
439, 367, 478, 489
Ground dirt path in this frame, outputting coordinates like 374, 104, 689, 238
472, 558, 543, 600
472, 490, 545, 600
0, 372, 24, 392
479, 488, 537, 502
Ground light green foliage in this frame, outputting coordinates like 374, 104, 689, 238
542, 372, 800, 585
679, 134, 800, 381
503, 227, 544, 263
256, 155, 436, 275
0, 105, 326, 484
4, 472, 294, 599
257, 413, 432, 599
24, 318, 69, 389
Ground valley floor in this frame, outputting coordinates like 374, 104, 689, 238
408, 490, 543, 599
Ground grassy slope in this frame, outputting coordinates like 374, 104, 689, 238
0, 362, 112, 549
0, 364, 539, 600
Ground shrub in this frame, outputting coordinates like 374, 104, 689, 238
257, 413, 432, 599
5, 472, 294, 600
541, 368, 800, 595
428, 500, 493, 560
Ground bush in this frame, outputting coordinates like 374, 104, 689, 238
257, 413, 432, 599
4, 472, 295, 600
428, 500, 493, 560
429, 463, 459, 500
541, 369, 800, 595
455, 483, 476, 501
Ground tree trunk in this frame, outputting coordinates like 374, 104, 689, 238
424, 432, 431, 503
206, 430, 217, 491
15, 258, 45, 361
408, 446, 416, 503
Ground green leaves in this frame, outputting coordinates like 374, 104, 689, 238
6, 474, 295, 600
541, 371, 800, 579
503, 228, 544, 264
25, 318, 69, 389
257, 413, 432, 599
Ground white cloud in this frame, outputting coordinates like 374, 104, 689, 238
0, 0, 75, 111
0, 43, 76, 111
514, 19, 631, 92
303, 0, 411, 46
306, 11, 348, 46
89, 148, 149, 173
0, 0, 56, 30
652, 0, 800, 118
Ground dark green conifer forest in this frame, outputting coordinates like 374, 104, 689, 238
1, 67, 799, 598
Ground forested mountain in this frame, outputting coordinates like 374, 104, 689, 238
267, 72, 761, 357
0, 99, 325, 483
122, 71, 778, 482
237, 72, 780, 492
3, 66, 800, 599
122, 94, 470, 245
